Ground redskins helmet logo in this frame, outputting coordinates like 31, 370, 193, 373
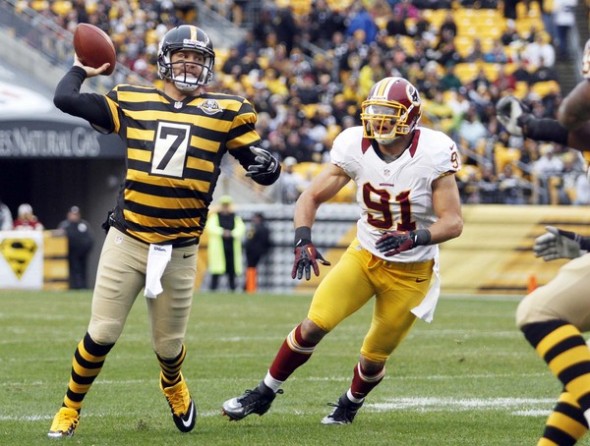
406, 84, 420, 105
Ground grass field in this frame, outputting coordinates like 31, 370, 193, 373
1, 290, 587, 445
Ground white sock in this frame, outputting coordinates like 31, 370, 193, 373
346, 389, 364, 404
584, 408, 590, 427
263, 372, 284, 393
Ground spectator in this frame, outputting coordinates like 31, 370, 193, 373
493, 66, 517, 93
439, 64, 463, 92
308, 0, 346, 50
483, 40, 509, 64
532, 143, 564, 203
346, 5, 379, 44
438, 10, 458, 40
573, 171, 590, 205
478, 164, 502, 203
523, 33, 556, 68
205, 195, 246, 292
13, 203, 44, 231
244, 212, 272, 293
58, 206, 95, 289
501, 19, 521, 46
0, 198, 13, 230
385, 9, 409, 37
457, 106, 489, 151
553, 0, 577, 59
511, 59, 533, 84
498, 164, 529, 204
529, 58, 558, 84
276, 156, 308, 204
394, 0, 420, 20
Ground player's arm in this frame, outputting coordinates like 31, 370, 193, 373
291, 163, 350, 280
428, 173, 464, 244
53, 57, 113, 132
557, 80, 590, 130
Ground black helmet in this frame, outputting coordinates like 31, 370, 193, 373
157, 25, 215, 88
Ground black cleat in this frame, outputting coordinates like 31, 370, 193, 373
222, 382, 282, 421
321, 394, 363, 425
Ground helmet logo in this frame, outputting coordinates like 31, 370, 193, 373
407, 84, 420, 105
198, 99, 222, 115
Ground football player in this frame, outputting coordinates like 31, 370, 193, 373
48, 25, 280, 438
497, 41, 590, 444
222, 77, 463, 424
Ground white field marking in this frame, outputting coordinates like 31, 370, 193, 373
0, 371, 549, 388
367, 396, 555, 416
301, 372, 549, 382
1, 398, 554, 422
442, 294, 522, 302
0, 372, 547, 388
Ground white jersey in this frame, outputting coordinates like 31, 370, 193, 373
330, 125, 461, 263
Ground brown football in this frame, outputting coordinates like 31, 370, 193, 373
73, 23, 116, 75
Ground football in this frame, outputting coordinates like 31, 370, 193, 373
73, 23, 116, 75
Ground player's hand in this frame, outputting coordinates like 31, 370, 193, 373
533, 226, 583, 261
376, 231, 415, 256
246, 146, 279, 179
73, 54, 110, 77
292, 240, 331, 280
582, 38, 590, 79
496, 96, 530, 137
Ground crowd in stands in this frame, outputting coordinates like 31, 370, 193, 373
13, 0, 590, 205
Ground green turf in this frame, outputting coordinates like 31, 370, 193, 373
0, 290, 586, 445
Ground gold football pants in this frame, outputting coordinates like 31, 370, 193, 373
88, 228, 198, 358
308, 240, 434, 363
517, 254, 590, 330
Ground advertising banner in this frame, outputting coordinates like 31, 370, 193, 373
0, 230, 44, 289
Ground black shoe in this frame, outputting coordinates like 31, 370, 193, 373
222, 382, 282, 421
321, 394, 363, 425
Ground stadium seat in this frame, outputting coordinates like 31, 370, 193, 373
494, 143, 522, 173
454, 63, 479, 83
51, 1, 72, 16
530, 80, 560, 98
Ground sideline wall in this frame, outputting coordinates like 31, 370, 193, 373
197, 204, 589, 296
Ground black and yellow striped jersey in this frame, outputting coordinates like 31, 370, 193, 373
104, 84, 262, 245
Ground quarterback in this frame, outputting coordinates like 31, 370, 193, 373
47, 25, 280, 438
497, 40, 590, 445
222, 76, 463, 424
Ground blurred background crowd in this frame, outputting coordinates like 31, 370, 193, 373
9, 0, 590, 206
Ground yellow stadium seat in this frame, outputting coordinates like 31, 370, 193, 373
30, 0, 49, 11
327, 0, 354, 12
530, 80, 560, 98
454, 63, 479, 83
51, 0, 72, 16
276, 0, 311, 15
494, 144, 521, 173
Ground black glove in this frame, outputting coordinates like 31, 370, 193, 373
375, 229, 431, 257
496, 96, 531, 137
291, 227, 331, 280
246, 146, 279, 179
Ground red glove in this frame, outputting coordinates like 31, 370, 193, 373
291, 227, 331, 280
375, 229, 431, 257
